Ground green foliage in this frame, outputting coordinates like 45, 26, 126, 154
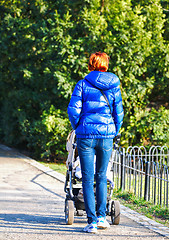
125, 107, 169, 146
21, 105, 71, 160
0, 0, 168, 160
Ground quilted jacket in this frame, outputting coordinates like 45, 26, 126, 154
67, 71, 124, 139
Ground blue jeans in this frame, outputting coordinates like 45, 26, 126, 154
77, 138, 113, 224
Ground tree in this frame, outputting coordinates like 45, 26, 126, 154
0, 0, 168, 161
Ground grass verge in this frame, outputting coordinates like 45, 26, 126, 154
113, 189, 169, 227
39, 161, 67, 175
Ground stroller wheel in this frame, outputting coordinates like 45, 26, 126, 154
111, 200, 120, 225
65, 200, 74, 225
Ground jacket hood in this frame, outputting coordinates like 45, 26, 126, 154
84, 71, 120, 90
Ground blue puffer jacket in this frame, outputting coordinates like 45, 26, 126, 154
67, 71, 124, 139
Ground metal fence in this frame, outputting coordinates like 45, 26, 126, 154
111, 144, 169, 208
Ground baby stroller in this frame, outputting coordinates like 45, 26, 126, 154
64, 130, 120, 225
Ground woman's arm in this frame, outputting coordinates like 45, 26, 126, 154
112, 86, 124, 136
67, 80, 83, 130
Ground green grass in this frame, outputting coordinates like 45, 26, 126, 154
40, 161, 169, 227
39, 161, 67, 175
113, 189, 169, 227
113, 172, 168, 209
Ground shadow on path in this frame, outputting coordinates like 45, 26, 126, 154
31, 172, 65, 200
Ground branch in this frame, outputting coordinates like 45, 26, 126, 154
150, 1, 169, 12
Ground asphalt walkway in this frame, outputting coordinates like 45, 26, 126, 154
0, 144, 169, 240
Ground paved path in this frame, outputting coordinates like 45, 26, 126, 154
0, 145, 169, 240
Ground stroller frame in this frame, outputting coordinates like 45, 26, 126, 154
64, 133, 121, 225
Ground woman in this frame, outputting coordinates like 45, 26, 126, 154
67, 52, 124, 233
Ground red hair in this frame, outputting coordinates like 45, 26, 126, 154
88, 52, 109, 72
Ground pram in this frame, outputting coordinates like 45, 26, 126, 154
64, 130, 120, 225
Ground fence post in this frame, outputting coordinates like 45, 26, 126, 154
120, 148, 125, 191
166, 167, 168, 208
154, 163, 157, 205
144, 161, 150, 201
160, 166, 163, 206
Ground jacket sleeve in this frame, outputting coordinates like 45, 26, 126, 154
67, 80, 83, 130
112, 86, 124, 136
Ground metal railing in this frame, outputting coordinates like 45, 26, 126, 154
111, 145, 169, 208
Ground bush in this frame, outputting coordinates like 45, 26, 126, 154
0, 0, 168, 160
124, 107, 169, 147
21, 105, 71, 160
